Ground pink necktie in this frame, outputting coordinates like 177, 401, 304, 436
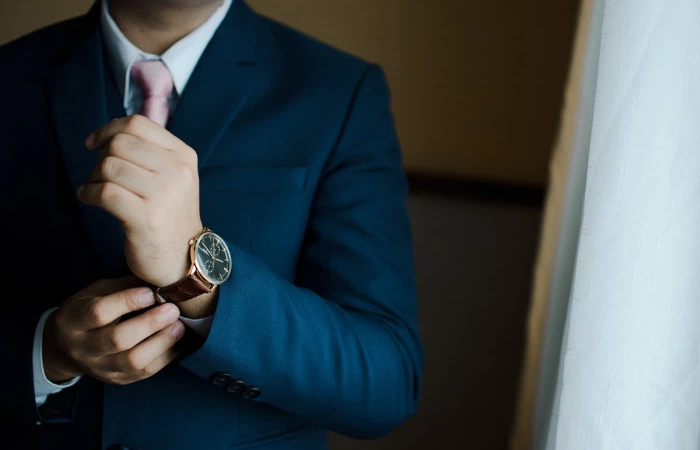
130, 60, 174, 127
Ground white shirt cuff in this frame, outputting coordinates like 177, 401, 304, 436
180, 315, 214, 338
33, 308, 81, 407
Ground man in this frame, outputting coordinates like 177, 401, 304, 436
0, 0, 423, 448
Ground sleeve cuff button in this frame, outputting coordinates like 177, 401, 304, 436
242, 386, 261, 399
210, 371, 232, 387
226, 379, 246, 395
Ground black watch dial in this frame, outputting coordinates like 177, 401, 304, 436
194, 231, 232, 284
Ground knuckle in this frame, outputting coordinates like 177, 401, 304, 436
123, 290, 141, 310
86, 300, 108, 326
109, 377, 128, 386
53, 309, 69, 330
183, 149, 198, 167
107, 133, 128, 156
100, 156, 119, 177
65, 345, 81, 362
141, 364, 158, 378
99, 182, 118, 203
106, 330, 124, 352
144, 213, 164, 232
148, 309, 165, 330
125, 351, 145, 372
126, 114, 145, 131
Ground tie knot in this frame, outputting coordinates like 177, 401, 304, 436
130, 60, 174, 98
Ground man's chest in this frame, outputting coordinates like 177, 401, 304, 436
3, 95, 331, 293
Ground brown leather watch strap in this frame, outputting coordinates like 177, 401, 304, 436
156, 273, 215, 303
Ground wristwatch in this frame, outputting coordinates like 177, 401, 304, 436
156, 227, 232, 303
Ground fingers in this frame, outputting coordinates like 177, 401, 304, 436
89, 154, 155, 198
103, 344, 179, 386
74, 287, 157, 331
100, 132, 169, 172
77, 276, 147, 298
86, 115, 184, 153
140, 344, 180, 379
76, 181, 144, 224
89, 303, 181, 354
104, 320, 185, 375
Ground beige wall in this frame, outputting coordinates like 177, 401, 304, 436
0, 0, 579, 186
250, 0, 579, 186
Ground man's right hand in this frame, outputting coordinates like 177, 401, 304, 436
43, 276, 185, 385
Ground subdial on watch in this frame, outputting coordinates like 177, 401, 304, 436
210, 240, 223, 257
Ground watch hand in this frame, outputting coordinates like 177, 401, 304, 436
201, 244, 214, 257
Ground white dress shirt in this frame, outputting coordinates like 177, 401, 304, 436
33, 0, 232, 407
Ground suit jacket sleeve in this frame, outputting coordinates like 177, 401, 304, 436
1, 303, 79, 424
179, 65, 424, 439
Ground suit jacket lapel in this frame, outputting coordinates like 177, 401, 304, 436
48, 0, 268, 276
48, 4, 126, 277
167, 0, 265, 169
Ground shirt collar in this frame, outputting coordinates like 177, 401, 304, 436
100, 0, 232, 106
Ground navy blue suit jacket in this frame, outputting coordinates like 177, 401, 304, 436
0, 1, 423, 449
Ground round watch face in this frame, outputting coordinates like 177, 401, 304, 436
194, 231, 232, 284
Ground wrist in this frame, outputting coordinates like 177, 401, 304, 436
42, 312, 81, 384
154, 222, 204, 287
156, 253, 192, 287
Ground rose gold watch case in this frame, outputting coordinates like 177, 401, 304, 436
155, 227, 231, 303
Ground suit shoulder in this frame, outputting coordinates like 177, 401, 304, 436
256, 13, 373, 81
0, 16, 84, 76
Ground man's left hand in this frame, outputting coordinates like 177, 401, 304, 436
78, 114, 203, 288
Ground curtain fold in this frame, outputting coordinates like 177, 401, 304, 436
513, 0, 700, 448
512, 0, 603, 447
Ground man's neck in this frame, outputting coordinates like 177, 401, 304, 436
107, 0, 223, 55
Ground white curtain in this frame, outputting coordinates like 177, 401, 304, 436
512, 0, 700, 448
